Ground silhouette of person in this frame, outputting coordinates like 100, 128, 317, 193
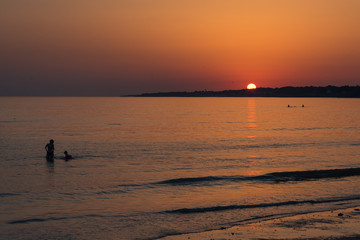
45, 139, 55, 161
64, 151, 72, 161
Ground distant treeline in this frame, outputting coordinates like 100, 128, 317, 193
133, 86, 360, 98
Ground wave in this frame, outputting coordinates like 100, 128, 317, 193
7, 214, 105, 225
164, 196, 360, 214
95, 189, 128, 195
225, 142, 323, 151
269, 168, 360, 181
157, 167, 360, 186
68, 168, 360, 197
271, 127, 337, 131
158, 176, 232, 185
8, 217, 69, 224
63, 168, 360, 198
0, 193, 21, 198
0, 120, 29, 124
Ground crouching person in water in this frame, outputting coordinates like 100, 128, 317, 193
45, 139, 55, 161
64, 151, 72, 161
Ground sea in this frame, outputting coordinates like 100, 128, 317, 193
0, 97, 359, 240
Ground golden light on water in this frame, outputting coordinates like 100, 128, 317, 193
247, 83, 257, 90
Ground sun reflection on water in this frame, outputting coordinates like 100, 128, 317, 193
247, 98, 257, 138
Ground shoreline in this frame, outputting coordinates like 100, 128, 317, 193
158, 206, 360, 240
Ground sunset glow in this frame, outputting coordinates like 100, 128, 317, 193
1, 0, 360, 96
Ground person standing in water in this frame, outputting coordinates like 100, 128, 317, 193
45, 139, 55, 161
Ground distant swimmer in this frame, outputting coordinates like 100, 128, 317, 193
288, 105, 304, 108
64, 151, 72, 160
45, 139, 55, 161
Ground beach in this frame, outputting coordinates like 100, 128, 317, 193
159, 207, 360, 240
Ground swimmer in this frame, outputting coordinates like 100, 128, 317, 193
64, 151, 72, 160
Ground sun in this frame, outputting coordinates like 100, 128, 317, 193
247, 83, 257, 90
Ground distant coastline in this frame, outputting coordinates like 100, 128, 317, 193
129, 86, 360, 98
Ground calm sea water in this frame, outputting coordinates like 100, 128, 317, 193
0, 97, 360, 240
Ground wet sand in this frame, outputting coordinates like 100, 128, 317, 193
159, 207, 360, 240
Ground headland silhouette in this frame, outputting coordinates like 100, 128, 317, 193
131, 86, 360, 98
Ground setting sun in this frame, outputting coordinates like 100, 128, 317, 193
247, 83, 257, 90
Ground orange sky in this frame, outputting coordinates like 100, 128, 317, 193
1, 0, 360, 95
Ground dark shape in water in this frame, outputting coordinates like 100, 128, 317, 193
45, 139, 54, 161
64, 151, 72, 161
164, 196, 360, 214
268, 168, 360, 181
157, 168, 360, 186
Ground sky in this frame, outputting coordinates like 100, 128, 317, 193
1, 0, 360, 96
